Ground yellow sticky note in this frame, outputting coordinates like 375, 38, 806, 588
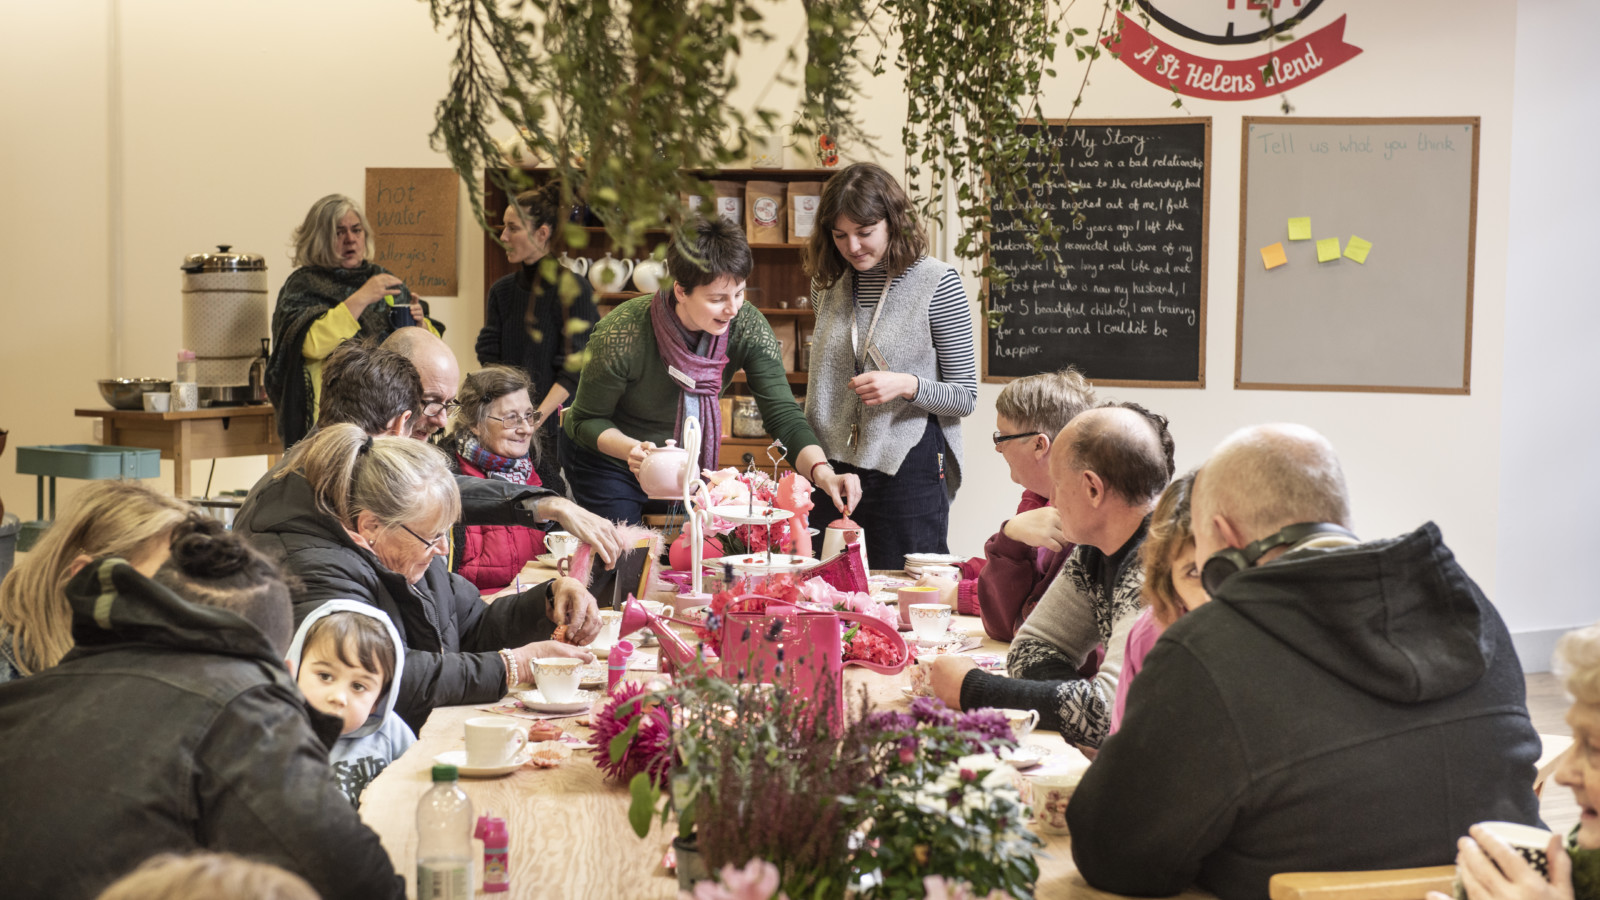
1287, 217, 1313, 241
1344, 236, 1372, 264
1316, 237, 1341, 263
1260, 242, 1287, 270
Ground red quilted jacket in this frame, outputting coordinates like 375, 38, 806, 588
453, 456, 548, 592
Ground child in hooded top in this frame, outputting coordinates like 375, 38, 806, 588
287, 600, 416, 806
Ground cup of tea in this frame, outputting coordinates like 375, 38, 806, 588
464, 716, 527, 768
639, 600, 676, 622
533, 657, 583, 703
142, 392, 171, 413
908, 603, 952, 642
997, 708, 1040, 739
896, 585, 940, 632
545, 531, 582, 563
1029, 770, 1083, 836
597, 610, 624, 646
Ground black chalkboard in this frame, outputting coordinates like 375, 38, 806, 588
983, 118, 1211, 387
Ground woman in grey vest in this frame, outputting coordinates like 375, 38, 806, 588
803, 163, 978, 568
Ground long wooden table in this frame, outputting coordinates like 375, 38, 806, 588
75, 405, 280, 498
358, 564, 1210, 900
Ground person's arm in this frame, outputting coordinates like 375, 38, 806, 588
535, 384, 569, 428
301, 303, 362, 362
1067, 639, 1249, 897
200, 684, 405, 899
909, 267, 979, 416
475, 288, 505, 365
976, 521, 1056, 642
957, 634, 1117, 746
455, 473, 553, 527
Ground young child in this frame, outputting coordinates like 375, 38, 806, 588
286, 600, 416, 806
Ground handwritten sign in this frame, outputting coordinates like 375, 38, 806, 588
983, 119, 1210, 387
365, 168, 459, 296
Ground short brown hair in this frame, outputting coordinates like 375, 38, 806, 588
667, 216, 753, 292
1139, 471, 1196, 627
1067, 403, 1174, 504
805, 162, 929, 289
317, 339, 423, 435
996, 368, 1097, 438
302, 610, 397, 689
153, 516, 296, 656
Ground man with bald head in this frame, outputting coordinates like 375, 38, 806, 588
929, 403, 1174, 747
382, 326, 462, 441
1068, 424, 1542, 900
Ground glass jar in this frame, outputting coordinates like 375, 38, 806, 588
798, 337, 814, 372
731, 396, 765, 438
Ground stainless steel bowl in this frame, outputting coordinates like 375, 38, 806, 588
98, 378, 173, 410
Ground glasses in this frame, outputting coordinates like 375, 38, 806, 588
399, 523, 449, 554
486, 411, 538, 429
421, 398, 461, 417
992, 430, 1043, 447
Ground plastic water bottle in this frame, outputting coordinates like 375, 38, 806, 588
175, 349, 197, 383
416, 763, 473, 899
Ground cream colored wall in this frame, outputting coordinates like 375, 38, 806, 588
1, 2, 1562, 654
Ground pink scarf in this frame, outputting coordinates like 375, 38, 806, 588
648, 289, 726, 472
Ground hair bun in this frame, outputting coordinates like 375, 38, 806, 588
165, 515, 254, 580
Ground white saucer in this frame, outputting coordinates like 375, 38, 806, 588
435, 748, 530, 778
905, 553, 963, 566
703, 553, 816, 574
707, 504, 795, 526
514, 688, 598, 714
1001, 746, 1047, 770
534, 553, 564, 567
577, 664, 606, 689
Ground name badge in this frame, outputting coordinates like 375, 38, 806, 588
667, 365, 696, 389
867, 344, 888, 371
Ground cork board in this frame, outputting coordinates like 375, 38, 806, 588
365, 168, 459, 296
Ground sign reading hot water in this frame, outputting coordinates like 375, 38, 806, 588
1105, 2, 1362, 101
364, 168, 459, 296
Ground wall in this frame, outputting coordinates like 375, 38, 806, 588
2, 1, 1572, 665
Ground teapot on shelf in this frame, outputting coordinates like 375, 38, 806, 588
588, 253, 635, 294
632, 258, 669, 294
557, 253, 590, 277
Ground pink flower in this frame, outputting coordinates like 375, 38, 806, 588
684, 858, 788, 900
921, 875, 1015, 900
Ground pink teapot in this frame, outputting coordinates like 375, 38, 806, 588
636, 439, 691, 500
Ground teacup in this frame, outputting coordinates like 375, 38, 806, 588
142, 392, 171, 413
1029, 770, 1083, 836
639, 600, 676, 622
597, 610, 624, 646
546, 531, 581, 562
923, 564, 960, 582
909, 603, 952, 642
908, 657, 935, 697
465, 716, 527, 768
896, 586, 940, 633
997, 708, 1040, 739
533, 657, 583, 703
1453, 821, 1558, 899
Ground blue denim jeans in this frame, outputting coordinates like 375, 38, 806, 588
810, 416, 950, 570
557, 428, 670, 526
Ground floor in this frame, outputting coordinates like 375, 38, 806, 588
1526, 672, 1578, 835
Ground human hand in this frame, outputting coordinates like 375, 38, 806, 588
408, 296, 427, 325
849, 371, 918, 406
346, 273, 405, 316
627, 441, 657, 476
511, 640, 596, 674
1444, 829, 1573, 900
814, 466, 862, 515
543, 497, 624, 567
928, 655, 978, 709
545, 576, 602, 645
914, 573, 960, 609
1003, 506, 1065, 552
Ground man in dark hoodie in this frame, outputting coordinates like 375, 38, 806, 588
1068, 423, 1542, 900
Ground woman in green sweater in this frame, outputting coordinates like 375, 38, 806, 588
561, 218, 860, 525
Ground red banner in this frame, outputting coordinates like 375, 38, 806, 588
1104, 12, 1361, 101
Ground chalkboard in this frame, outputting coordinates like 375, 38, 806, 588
365, 168, 460, 296
983, 118, 1210, 387
1236, 117, 1479, 393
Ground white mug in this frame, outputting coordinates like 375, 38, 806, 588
909, 603, 952, 642
142, 392, 171, 413
533, 657, 582, 703
997, 708, 1040, 739
545, 531, 581, 562
464, 716, 527, 767
1029, 771, 1082, 836
639, 600, 676, 622
597, 610, 623, 646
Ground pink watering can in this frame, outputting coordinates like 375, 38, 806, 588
619, 595, 717, 677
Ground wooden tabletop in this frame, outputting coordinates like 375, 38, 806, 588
358, 563, 1210, 900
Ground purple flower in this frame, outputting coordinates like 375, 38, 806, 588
955, 708, 1015, 751
909, 695, 957, 726
865, 710, 915, 733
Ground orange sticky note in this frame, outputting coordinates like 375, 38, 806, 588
1316, 237, 1341, 263
1287, 217, 1312, 241
1260, 242, 1287, 270
1344, 236, 1372, 264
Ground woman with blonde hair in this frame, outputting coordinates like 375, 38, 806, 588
241, 423, 599, 729
265, 193, 442, 449
96, 852, 319, 900
0, 480, 190, 682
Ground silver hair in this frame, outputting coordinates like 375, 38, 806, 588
1192, 423, 1352, 544
1555, 622, 1600, 706
290, 194, 373, 268
278, 423, 460, 534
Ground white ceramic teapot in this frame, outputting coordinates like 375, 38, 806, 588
588, 254, 635, 294
633, 258, 669, 293
557, 253, 590, 277
820, 516, 868, 571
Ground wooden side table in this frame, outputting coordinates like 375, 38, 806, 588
74, 405, 281, 498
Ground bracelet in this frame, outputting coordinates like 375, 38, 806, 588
500, 649, 520, 689
808, 460, 832, 483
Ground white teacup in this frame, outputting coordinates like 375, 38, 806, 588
997, 708, 1040, 739
897, 585, 940, 632
597, 610, 623, 646
464, 716, 527, 768
1029, 770, 1083, 836
909, 603, 952, 642
142, 392, 171, 413
533, 657, 583, 703
639, 600, 676, 621
546, 531, 581, 562
923, 564, 960, 582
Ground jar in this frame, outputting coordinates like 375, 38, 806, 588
731, 396, 765, 438
798, 336, 814, 373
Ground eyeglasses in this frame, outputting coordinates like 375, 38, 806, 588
486, 411, 538, 429
399, 523, 449, 554
992, 430, 1043, 447
421, 398, 461, 417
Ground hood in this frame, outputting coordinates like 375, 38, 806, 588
285, 600, 407, 741
1214, 522, 1495, 704
65, 557, 284, 666
234, 465, 356, 549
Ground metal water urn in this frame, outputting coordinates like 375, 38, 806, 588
180, 245, 268, 405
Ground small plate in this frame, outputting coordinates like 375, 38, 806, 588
577, 663, 606, 689
1001, 746, 1047, 770
534, 553, 561, 567
514, 688, 599, 714
707, 504, 795, 526
703, 553, 816, 574
435, 748, 531, 778
904, 553, 963, 566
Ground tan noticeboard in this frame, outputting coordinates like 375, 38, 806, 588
365, 168, 459, 296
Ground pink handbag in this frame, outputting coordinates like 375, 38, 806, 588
721, 598, 909, 732
804, 540, 870, 594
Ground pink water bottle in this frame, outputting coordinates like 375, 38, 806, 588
608, 640, 635, 691
474, 812, 510, 893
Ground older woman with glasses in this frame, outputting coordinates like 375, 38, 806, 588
440, 365, 556, 592
241, 423, 598, 731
